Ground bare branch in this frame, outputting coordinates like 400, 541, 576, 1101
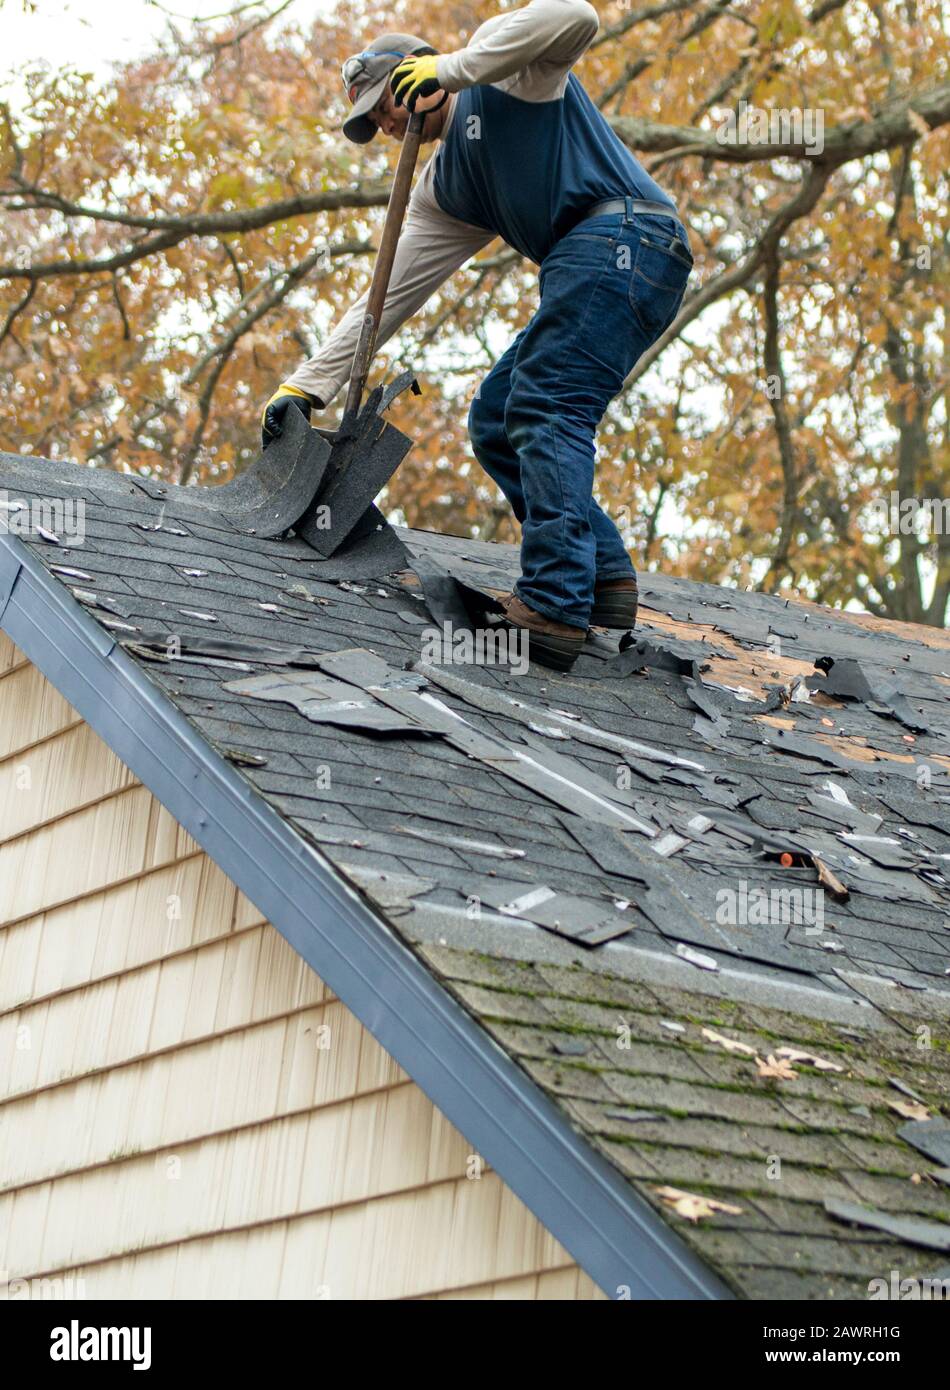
0, 181, 390, 281
610, 81, 950, 163
91, 239, 359, 470
0, 279, 35, 349
622, 164, 832, 389
590, 0, 701, 49
111, 273, 131, 341
760, 251, 799, 590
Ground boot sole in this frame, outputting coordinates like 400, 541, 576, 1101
588, 588, 639, 630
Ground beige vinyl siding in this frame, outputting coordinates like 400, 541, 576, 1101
0, 631, 604, 1299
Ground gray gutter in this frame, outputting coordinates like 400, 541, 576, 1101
0, 532, 732, 1301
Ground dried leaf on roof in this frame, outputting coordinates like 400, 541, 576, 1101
653, 1187, 743, 1223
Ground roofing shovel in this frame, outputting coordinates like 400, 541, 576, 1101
293, 107, 427, 558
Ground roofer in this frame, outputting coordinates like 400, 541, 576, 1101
262, 1, 693, 671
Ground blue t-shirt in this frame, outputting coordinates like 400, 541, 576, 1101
433, 72, 677, 267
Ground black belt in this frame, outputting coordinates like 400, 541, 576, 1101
575, 196, 681, 228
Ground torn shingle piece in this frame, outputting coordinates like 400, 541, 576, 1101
556, 819, 656, 881
124, 642, 251, 672
71, 588, 133, 619
221, 747, 268, 768
473, 878, 635, 946
131, 632, 325, 667
684, 679, 732, 732
874, 790, 950, 836
503, 733, 668, 831
499, 887, 557, 916
395, 826, 527, 859
125, 474, 167, 500
50, 565, 93, 580
403, 550, 472, 630
412, 660, 707, 773
764, 728, 854, 768
405, 697, 659, 831
207, 409, 329, 537
505, 888, 636, 946
222, 669, 429, 736
561, 815, 757, 954
342, 865, 435, 914
823, 1198, 950, 1253
805, 791, 884, 834
897, 1120, 950, 1168
598, 633, 733, 678
675, 943, 719, 972
297, 512, 408, 578
653, 831, 688, 857
404, 550, 505, 632
303, 651, 666, 830
692, 714, 730, 745
807, 657, 933, 735
837, 834, 920, 870
835, 859, 940, 905
114, 419, 327, 537
660, 769, 741, 807
315, 646, 428, 693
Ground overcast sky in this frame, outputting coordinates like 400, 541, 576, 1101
1, 0, 334, 99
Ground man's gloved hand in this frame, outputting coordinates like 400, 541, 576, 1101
390, 54, 446, 113
261, 384, 313, 450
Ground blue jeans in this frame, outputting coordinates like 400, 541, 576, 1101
468, 200, 693, 627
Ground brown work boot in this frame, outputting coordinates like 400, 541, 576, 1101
500, 593, 586, 672
589, 574, 639, 630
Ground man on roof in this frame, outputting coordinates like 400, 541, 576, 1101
262, 1, 693, 672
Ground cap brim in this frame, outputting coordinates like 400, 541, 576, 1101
342, 72, 389, 144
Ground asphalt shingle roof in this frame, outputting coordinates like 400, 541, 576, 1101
2, 446, 949, 1299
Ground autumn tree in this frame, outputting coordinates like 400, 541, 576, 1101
1, 0, 947, 623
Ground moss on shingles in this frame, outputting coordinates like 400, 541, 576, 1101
472, 1006, 948, 1131
451, 966, 950, 1073
426, 947, 950, 1073
422, 940, 950, 1296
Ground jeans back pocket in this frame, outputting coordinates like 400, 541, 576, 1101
628, 235, 693, 341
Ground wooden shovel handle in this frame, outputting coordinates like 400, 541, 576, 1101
341, 107, 426, 423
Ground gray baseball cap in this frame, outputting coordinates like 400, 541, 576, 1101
341, 34, 435, 144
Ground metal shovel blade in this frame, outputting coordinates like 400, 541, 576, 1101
295, 370, 419, 558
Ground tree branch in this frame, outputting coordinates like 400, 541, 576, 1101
622, 163, 832, 389
609, 81, 950, 164
760, 251, 799, 590
0, 182, 390, 281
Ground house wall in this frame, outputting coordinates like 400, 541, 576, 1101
0, 631, 604, 1300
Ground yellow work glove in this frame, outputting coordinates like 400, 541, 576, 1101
261, 383, 313, 450
390, 53, 446, 113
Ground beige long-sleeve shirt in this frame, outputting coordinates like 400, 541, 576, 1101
283, 0, 601, 409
